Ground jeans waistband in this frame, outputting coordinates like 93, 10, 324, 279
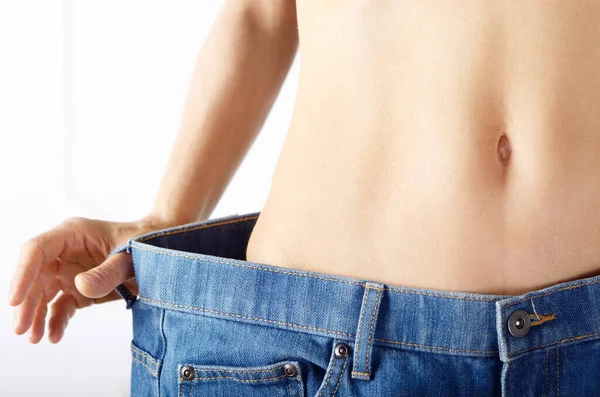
116, 212, 600, 368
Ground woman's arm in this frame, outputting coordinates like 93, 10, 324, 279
150, 0, 299, 226
8, 0, 299, 343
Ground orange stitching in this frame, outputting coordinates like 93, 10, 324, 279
387, 288, 504, 301
365, 288, 382, 374
139, 296, 355, 338
509, 331, 600, 357
189, 364, 289, 374
546, 349, 549, 397
316, 350, 337, 397
138, 215, 259, 242
373, 337, 498, 354
530, 313, 556, 327
295, 375, 302, 396
182, 374, 288, 383
506, 361, 510, 392
353, 287, 369, 371
138, 296, 501, 354
556, 347, 560, 396
132, 356, 157, 377
504, 278, 600, 309
351, 371, 370, 376
131, 344, 160, 366
332, 358, 348, 397
132, 244, 365, 287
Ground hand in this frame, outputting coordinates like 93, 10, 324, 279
8, 215, 172, 344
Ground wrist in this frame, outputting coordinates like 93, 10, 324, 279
136, 213, 183, 233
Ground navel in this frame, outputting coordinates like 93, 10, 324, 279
497, 134, 511, 165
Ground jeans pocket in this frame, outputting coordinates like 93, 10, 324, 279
177, 359, 305, 397
131, 340, 162, 397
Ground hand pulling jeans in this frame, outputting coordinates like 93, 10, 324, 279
110, 212, 600, 396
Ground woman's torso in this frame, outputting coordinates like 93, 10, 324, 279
245, 1, 600, 295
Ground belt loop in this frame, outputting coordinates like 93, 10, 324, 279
351, 281, 385, 380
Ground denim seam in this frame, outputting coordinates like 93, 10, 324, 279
507, 331, 600, 358
545, 349, 549, 397
158, 308, 166, 397
177, 376, 185, 397
556, 347, 560, 396
374, 338, 498, 354
315, 354, 336, 397
189, 364, 291, 374
133, 243, 365, 286
332, 358, 348, 397
365, 288, 382, 374
503, 278, 600, 308
138, 296, 500, 354
137, 215, 260, 243
177, 370, 182, 397
352, 287, 369, 374
132, 355, 158, 377
182, 374, 289, 383
506, 361, 510, 395
295, 374, 302, 397
132, 244, 505, 302
139, 297, 355, 338
131, 344, 160, 366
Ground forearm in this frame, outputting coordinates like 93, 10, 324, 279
149, 0, 299, 226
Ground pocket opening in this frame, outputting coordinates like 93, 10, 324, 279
177, 359, 305, 396
131, 339, 162, 377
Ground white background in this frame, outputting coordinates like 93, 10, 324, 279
0, 1, 299, 395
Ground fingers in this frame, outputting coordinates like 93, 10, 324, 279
28, 296, 48, 344
48, 293, 78, 344
92, 278, 138, 305
9, 225, 71, 307
13, 276, 61, 339
13, 279, 41, 335
74, 252, 134, 299
91, 290, 120, 305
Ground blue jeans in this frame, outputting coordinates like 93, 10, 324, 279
112, 212, 600, 396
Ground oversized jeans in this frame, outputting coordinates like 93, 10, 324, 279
111, 212, 600, 396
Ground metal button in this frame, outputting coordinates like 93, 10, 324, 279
334, 342, 350, 358
283, 363, 298, 377
507, 309, 531, 337
181, 365, 195, 380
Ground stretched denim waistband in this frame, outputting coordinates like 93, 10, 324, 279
112, 212, 600, 369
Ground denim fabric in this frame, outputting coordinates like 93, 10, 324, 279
120, 212, 600, 396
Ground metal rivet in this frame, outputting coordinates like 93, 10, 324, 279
181, 365, 195, 380
283, 364, 297, 377
507, 309, 531, 338
334, 342, 350, 358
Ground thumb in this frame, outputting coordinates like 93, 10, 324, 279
74, 252, 134, 299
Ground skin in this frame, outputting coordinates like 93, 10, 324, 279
8, 0, 600, 343
248, 0, 600, 296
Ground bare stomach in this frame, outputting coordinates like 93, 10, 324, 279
245, 1, 600, 296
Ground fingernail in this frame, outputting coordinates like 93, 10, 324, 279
79, 274, 99, 287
